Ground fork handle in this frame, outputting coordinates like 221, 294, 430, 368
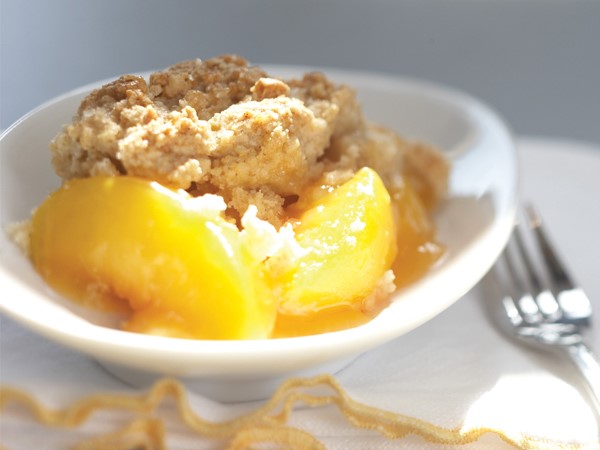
565, 342, 600, 413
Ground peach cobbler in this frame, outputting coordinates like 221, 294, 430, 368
14, 55, 449, 339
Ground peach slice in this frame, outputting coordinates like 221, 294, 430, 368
273, 168, 398, 336
390, 180, 445, 289
30, 177, 275, 340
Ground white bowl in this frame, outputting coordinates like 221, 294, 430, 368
0, 66, 517, 402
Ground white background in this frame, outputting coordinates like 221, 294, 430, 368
1, 0, 599, 145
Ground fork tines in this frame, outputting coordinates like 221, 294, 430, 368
499, 204, 592, 329
495, 205, 600, 414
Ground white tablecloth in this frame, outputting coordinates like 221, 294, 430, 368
2, 138, 600, 449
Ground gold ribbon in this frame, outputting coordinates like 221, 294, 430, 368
0, 375, 595, 449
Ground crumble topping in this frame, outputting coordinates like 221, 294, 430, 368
50, 54, 449, 226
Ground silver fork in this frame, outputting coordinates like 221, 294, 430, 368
496, 204, 600, 412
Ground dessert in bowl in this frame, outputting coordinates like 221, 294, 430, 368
0, 56, 517, 401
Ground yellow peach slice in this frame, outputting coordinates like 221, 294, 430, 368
273, 168, 397, 337
30, 176, 275, 340
390, 180, 445, 288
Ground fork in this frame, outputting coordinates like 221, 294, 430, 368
497, 204, 600, 413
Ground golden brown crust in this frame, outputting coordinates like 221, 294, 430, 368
148, 55, 268, 118
50, 54, 449, 226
